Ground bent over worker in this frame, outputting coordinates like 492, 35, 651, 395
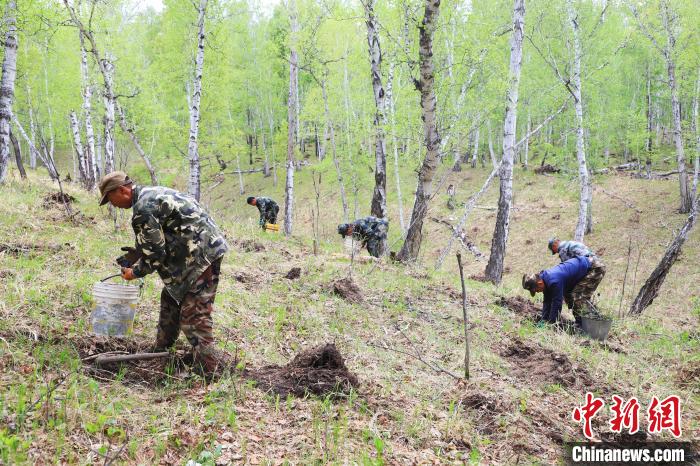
337, 216, 388, 258
99, 171, 229, 376
522, 255, 605, 327
548, 237, 606, 307
247, 196, 279, 230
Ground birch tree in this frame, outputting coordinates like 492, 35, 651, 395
187, 0, 208, 201
631, 1, 691, 213
69, 110, 88, 186
363, 0, 389, 242
567, 0, 592, 241
102, 57, 116, 174
484, 0, 525, 284
396, 0, 442, 263
284, 0, 299, 236
80, 34, 97, 189
0, 0, 18, 184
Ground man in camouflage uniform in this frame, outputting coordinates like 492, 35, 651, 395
337, 216, 389, 258
547, 237, 606, 324
247, 196, 279, 230
99, 171, 229, 376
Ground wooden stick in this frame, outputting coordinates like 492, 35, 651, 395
456, 253, 470, 380
95, 352, 169, 366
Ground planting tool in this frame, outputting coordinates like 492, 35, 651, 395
94, 351, 169, 367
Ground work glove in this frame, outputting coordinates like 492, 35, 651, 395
121, 267, 136, 281
116, 246, 142, 268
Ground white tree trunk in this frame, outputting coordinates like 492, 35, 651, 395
13, 115, 57, 179
693, 67, 699, 203
0, 0, 17, 184
487, 120, 498, 170
364, 0, 389, 251
471, 126, 480, 168
188, 0, 207, 201
268, 110, 277, 186
116, 102, 158, 184
102, 57, 115, 174
484, 0, 525, 284
660, 1, 691, 213
322, 76, 348, 222
567, 0, 591, 241
69, 110, 88, 186
523, 114, 530, 169
79, 34, 96, 189
397, 0, 442, 263
387, 63, 406, 234
23, 44, 38, 170
284, 0, 299, 236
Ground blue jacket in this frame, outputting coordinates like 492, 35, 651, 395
541, 256, 591, 322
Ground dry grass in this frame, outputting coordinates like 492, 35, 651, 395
0, 167, 698, 464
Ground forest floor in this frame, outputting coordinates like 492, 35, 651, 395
0, 159, 699, 464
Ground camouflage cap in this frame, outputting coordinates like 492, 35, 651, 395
98, 171, 132, 206
337, 223, 350, 236
522, 273, 540, 297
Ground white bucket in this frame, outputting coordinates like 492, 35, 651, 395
90, 281, 140, 336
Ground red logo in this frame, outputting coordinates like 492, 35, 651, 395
609, 395, 640, 434
572, 392, 605, 439
647, 395, 682, 438
573, 394, 682, 439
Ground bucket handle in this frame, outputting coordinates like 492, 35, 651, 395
100, 273, 145, 297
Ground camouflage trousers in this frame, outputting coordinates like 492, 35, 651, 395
260, 205, 280, 228
568, 258, 606, 316
156, 257, 226, 375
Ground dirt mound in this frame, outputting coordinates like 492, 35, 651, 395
248, 343, 358, 398
332, 277, 363, 303
496, 296, 540, 321
285, 267, 301, 280
42, 192, 76, 208
676, 361, 700, 389
237, 239, 265, 252
469, 274, 491, 283
500, 339, 594, 388
234, 271, 257, 283
534, 164, 560, 174
459, 389, 511, 435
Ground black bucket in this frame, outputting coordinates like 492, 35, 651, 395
581, 315, 612, 341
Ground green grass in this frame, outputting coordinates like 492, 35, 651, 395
0, 155, 698, 463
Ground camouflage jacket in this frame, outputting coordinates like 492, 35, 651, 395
130, 186, 229, 303
558, 240, 595, 263
351, 216, 388, 244
255, 197, 278, 224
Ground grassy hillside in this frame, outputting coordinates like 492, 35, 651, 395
0, 160, 698, 464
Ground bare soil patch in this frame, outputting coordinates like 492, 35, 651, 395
469, 273, 491, 283
247, 343, 358, 398
459, 388, 512, 435
233, 271, 258, 284
676, 361, 700, 390
236, 239, 265, 252
534, 164, 560, 174
496, 296, 540, 321
42, 192, 76, 209
500, 339, 594, 389
285, 267, 301, 280
331, 277, 364, 303
0, 242, 66, 256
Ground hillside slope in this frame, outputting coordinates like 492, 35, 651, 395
0, 168, 698, 464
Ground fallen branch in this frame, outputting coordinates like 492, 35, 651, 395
435, 166, 499, 269
594, 186, 643, 213
430, 217, 485, 261
94, 352, 169, 367
456, 253, 470, 380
